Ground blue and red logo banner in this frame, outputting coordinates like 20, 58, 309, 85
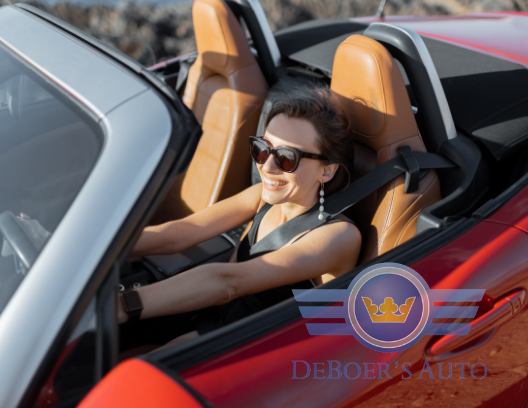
293, 263, 484, 352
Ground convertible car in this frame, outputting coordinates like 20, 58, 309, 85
0, 0, 528, 407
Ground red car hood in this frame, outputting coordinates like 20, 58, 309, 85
351, 12, 528, 65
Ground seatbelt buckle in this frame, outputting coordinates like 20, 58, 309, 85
398, 146, 420, 194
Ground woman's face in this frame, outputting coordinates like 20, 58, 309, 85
257, 114, 338, 208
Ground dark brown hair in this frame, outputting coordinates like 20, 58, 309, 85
264, 86, 354, 196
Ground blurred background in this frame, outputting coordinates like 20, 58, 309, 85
0, 0, 526, 66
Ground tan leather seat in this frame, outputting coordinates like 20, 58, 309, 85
154, 0, 268, 223
331, 35, 441, 264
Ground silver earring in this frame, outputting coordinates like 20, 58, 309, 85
318, 182, 324, 221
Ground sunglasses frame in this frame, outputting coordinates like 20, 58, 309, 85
249, 136, 329, 173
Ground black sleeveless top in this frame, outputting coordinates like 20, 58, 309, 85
201, 202, 356, 331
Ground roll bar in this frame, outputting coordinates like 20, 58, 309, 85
364, 23, 457, 153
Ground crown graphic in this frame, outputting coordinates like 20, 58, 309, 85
362, 297, 415, 323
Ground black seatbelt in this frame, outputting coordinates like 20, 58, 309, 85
175, 60, 192, 94
247, 149, 455, 258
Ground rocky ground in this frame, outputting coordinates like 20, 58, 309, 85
0, 0, 527, 65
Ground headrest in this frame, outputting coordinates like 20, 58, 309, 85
331, 35, 420, 152
193, 0, 257, 77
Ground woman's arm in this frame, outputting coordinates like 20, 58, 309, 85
118, 220, 360, 322
130, 183, 263, 257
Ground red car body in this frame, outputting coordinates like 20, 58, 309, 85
80, 11, 528, 408
175, 185, 528, 408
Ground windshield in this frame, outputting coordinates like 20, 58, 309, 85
0, 44, 103, 313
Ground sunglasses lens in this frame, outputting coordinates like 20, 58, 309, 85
250, 139, 269, 163
276, 149, 298, 172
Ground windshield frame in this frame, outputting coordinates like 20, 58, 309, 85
0, 7, 173, 408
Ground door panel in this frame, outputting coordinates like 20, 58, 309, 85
178, 220, 528, 407
486, 185, 528, 227
353, 311, 528, 408
407, 224, 528, 408
426, 290, 525, 359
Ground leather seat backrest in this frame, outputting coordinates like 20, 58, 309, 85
159, 0, 268, 221
350, 140, 377, 242
331, 35, 441, 263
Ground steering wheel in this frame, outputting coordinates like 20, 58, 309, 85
0, 211, 39, 270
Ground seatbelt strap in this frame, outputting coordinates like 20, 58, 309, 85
398, 146, 420, 193
175, 60, 192, 94
247, 150, 455, 257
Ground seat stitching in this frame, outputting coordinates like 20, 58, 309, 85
377, 145, 397, 249
392, 173, 439, 247
377, 136, 433, 247
393, 191, 439, 248
378, 177, 397, 250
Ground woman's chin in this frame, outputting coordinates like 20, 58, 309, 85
261, 184, 289, 204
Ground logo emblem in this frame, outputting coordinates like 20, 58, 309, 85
293, 263, 484, 352
362, 297, 415, 323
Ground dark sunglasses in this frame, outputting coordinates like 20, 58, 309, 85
249, 136, 328, 173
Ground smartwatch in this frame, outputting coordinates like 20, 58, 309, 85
121, 290, 143, 322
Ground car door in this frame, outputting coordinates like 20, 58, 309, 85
141, 179, 528, 408
412, 183, 528, 408
0, 4, 200, 408
346, 182, 528, 408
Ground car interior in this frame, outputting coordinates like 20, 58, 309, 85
25, 0, 528, 404
114, 0, 528, 352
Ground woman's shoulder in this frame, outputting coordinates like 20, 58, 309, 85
323, 215, 361, 242
326, 214, 360, 239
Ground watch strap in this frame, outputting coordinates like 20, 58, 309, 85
121, 290, 143, 322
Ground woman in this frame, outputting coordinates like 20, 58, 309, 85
118, 86, 362, 347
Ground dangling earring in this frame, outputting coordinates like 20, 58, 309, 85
318, 181, 325, 221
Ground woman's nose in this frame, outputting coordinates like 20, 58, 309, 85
262, 152, 280, 173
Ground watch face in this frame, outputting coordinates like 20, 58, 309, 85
124, 291, 143, 312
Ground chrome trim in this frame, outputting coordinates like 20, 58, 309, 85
0, 7, 148, 119
366, 23, 457, 140
246, 0, 282, 66
0, 89, 171, 408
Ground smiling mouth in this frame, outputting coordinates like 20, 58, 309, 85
263, 177, 287, 187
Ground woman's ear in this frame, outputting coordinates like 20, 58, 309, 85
321, 162, 340, 183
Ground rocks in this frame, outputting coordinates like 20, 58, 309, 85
0, 0, 526, 65
0, 0, 195, 65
